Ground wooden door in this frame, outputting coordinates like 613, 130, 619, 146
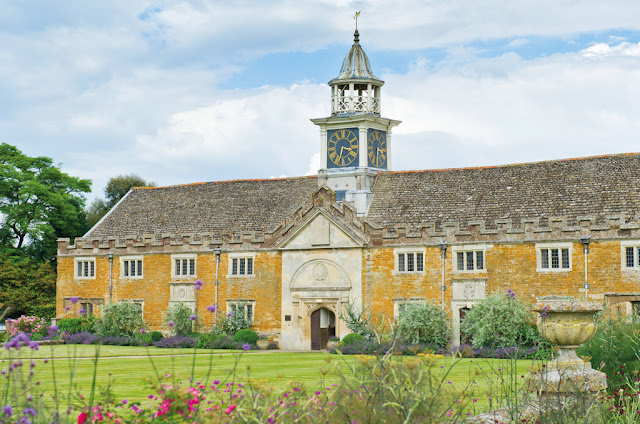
311, 309, 321, 350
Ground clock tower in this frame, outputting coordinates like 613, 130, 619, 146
311, 29, 401, 216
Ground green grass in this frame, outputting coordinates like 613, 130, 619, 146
0, 345, 543, 412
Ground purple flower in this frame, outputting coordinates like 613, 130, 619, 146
242, 343, 251, 351
48, 325, 59, 334
22, 408, 36, 417
189, 315, 197, 321
194, 279, 203, 290
207, 305, 217, 313
121, 399, 128, 405
3, 405, 13, 415
168, 321, 175, 327
227, 312, 233, 317
69, 296, 79, 304
140, 328, 146, 334
78, 309, 85, 315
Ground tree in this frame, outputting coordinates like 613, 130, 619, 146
86, 174, 156, 229
0, 143, 91, 260
0, 252, 57, 319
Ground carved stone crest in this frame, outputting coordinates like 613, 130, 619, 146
312, 263, 328, 281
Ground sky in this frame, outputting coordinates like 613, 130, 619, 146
2, 1, 640, 202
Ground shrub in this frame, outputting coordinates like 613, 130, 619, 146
234, 329, 259, 345
341, 333, 366, 346
57, 316, 96, 334
65, 331, 101, 345
153, 335, 196, 349
101, 335, 146, 346
218, 305, 252, 335
460, 289, 542, 349
7, 315, 48, 339
577, 313, 640, 393
148, 331, 164, 343
96, 302, 146, 337
165, 303, 197, 336
339, 301, 375, 340
396, 303, 451, 348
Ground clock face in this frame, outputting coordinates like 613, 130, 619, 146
367, 129, 387, 168
327, 128, 359, 167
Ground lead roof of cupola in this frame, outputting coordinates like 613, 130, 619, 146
329, 30, 383, 85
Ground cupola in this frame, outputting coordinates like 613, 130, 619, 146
329, 30, 384, 116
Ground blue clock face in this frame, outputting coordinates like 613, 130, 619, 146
367, 129, 387, 168
327, 128, 359, 168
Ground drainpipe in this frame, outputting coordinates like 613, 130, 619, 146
107, 253, 114, 303
213, 247, 222, 327
580, 236, 591, 300
439, 241, 448, 312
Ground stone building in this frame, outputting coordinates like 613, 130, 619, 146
57, 30, 640, 349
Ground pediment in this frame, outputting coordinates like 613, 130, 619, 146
277, 210, 365, 250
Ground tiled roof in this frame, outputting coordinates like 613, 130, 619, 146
367, 153, 640, 228
87, 176, 318, 237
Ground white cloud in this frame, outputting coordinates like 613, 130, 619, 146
386, 41, 640, 170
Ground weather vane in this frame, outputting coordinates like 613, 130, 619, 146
354, 11, 361, 30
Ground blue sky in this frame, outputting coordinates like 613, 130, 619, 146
2, 1, 640, 201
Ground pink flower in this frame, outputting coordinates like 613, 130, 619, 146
77, 412, 88, 424
224, 404, 237, 414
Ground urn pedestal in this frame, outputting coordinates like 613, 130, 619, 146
257, 340, 270, 350
529, 300, 606, 412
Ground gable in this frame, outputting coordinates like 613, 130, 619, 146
278, 211, 364, 250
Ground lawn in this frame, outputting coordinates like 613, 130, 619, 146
0, 345, 542, 413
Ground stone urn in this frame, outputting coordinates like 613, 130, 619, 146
257, 339, 270, 350
529, 299, 606, 407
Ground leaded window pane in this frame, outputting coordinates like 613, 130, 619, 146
189, 259, 195, 275
398, 254, 405, 272
551, 249, 559, 269
561, 249, 570, 269
457, 252, 464, 271
240, 258, 246, 275
407, 253, 414, 272
627, 247, 635, 268
541, 249, 549, 268
476, 251, 484, 270
416, 253, 424, 272
247, 258, 253, 275
124, 261, 129, 277
90, 262, 94, 277
466, 252, 474, 270
246, 305, 253, 322
232, 258, 238, 275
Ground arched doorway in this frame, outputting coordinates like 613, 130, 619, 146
310, 308, 336, 350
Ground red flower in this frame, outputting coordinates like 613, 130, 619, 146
78, 412, 88, 424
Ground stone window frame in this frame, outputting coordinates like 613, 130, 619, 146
392, 297, 426, 320
171, 254, 197, 278
226, 299, 255, 323
394, 247, 426, 275
74, 257, 96, 280
451, 244, 487, 273
120, 255, 143, 279
536, 242, 573, 272
227, 252, 256, 277
620, 240, 640, 271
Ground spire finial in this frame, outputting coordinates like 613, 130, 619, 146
353, 11, 361, 44
353, 11, 361, 31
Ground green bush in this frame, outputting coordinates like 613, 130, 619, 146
233, 328, 258, 344
341, 333, 366, 345
461, 289, 542, 349
165, 303, 197, 336
96, 302, 146, 337
396, 303, 451, 348
577, 313, 640, 393
58, 317, 96, 334
147, 331, 163, 343
219, 304, 252, 335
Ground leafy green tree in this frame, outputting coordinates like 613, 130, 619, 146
0, 252, 56, 319
86, 174, 156, 229
396, 303, 451, 348
461, 289, 542, 349
0, 143, 91, 261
